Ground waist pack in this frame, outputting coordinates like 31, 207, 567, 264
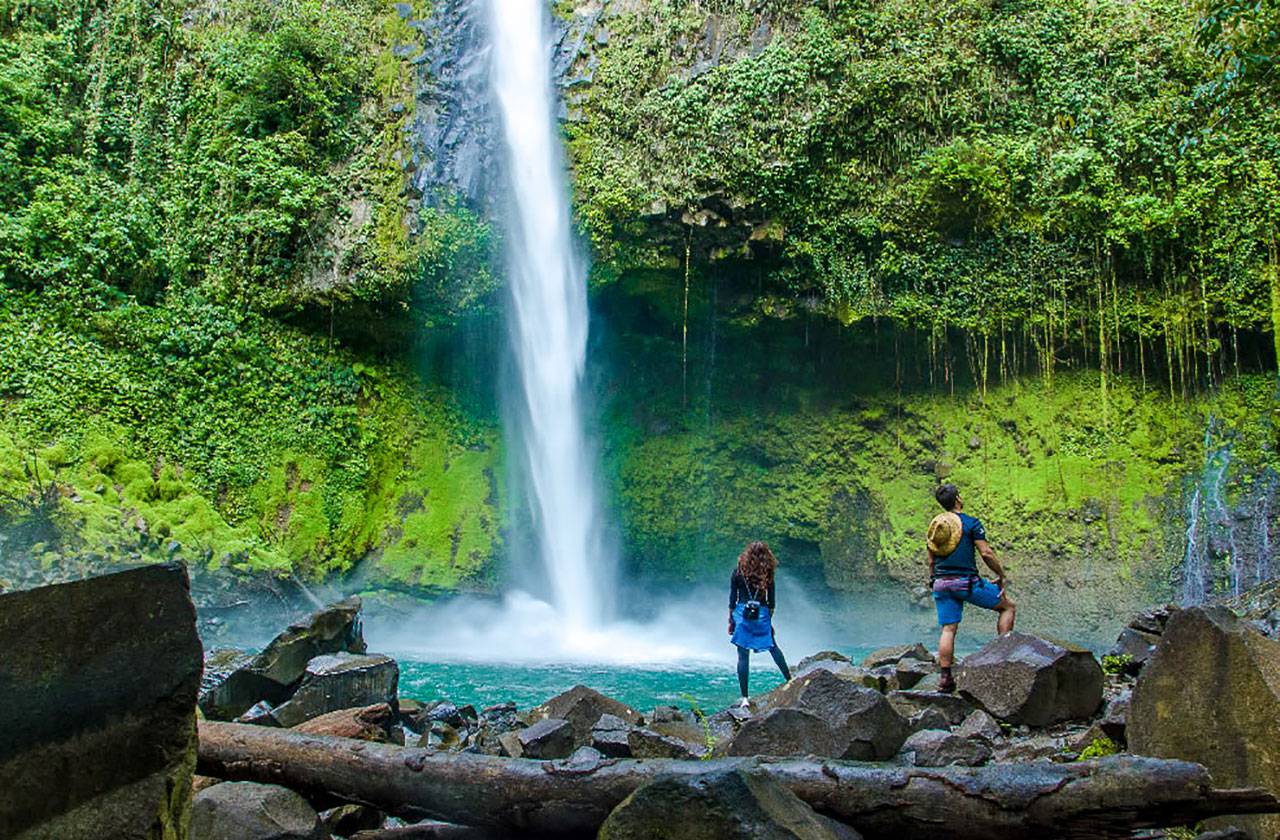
932, 575, 977, 594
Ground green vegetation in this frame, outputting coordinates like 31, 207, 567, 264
0, 287, 501, 588
1101, 653, 1135, 675
1077, 735, 1121, 760
0, 0, 505, 590
0, 0, 494, 322
568, 0, 1280, 387
0, 0, 1274, 602
605, 364, 1277, 636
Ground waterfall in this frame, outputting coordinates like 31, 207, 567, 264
1180, 419, 1278, 604
486, 0, 610, 633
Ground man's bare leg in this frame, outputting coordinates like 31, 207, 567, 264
937, 623, 959, 692
995, 596, 1016, 634
937, 623, 958, 668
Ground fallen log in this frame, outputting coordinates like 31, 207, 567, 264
198, 721, 1278, 839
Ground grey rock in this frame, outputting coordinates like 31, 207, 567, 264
426, 701, 466, 729
478, 702, 519, 733
794, 650, 853, 678
861, 642, 932, 669
994, 735, 1067, 762
200, 596, 365, 720
1191, 828, 1251, 840
907, 707, 952, 733
1107, 627, 1160, 673
517, 717, 575, 759
727, 707, 833, 757
894, 657, 938, 690
898, 729, 992, 767
397, 698, 434, 733
1099, 691, 1129, 743
1067, 722, 1113, 753
191, 782, 328, 840
858, 664, 900, 693
497, 730, 523, 758
752, 669, 909, 759
591, 713, 635, 758
628, 727, 707, 760
598, 767, 862, 840
417, 721, 460, 751
0, 564, 201, 840
956, 709, 1002, 742
524, 684, 643, 747
957, 633, 1103, 726
649, 705, 683, 723
1129, 606, 1280, 839
269, 652, 398, 728
1127, 604, 1179, 636
237, 700, 278, 726
888, 690, 974, 726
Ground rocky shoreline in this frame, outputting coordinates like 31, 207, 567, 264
1, 565, 1277, 839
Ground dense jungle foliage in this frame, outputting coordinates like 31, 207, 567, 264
570, 0, 1280, 392
0, 0, 1275, 602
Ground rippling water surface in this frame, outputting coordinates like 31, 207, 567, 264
396, 656, 873, 713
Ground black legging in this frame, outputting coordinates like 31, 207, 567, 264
737, 642, 791, 698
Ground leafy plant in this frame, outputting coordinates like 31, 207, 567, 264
1076, 735, 1121, 760
1101, 654, 1134, 675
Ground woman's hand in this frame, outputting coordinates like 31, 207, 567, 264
728, 616, 735, 635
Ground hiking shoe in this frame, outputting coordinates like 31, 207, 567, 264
937, 673, 956, 694
735, 697, 750, 709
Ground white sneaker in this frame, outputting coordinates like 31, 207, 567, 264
735, 697, 750, 709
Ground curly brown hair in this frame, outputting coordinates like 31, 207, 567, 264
736, 540, 778, 594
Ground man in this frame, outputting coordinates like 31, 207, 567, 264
926, 483, 1016, 693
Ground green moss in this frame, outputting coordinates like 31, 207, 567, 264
0, 288, 502, 587
1077, 735, 1121, 760
608, 370, 1274, 639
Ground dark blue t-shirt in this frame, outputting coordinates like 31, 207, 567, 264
933, 512, 986, 577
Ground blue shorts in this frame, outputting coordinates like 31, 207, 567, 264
933, 577, 1003, 626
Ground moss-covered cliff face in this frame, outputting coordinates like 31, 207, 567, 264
593, 270, 1278, 639
0, 0, 1275, 615
0, 288, 502, 593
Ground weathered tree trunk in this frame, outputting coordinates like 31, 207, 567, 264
198, 721, 1277, 840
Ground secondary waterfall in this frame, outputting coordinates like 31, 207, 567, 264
486, 0, 610, 633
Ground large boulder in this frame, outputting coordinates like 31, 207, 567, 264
727, 707, 834, 757
598, 767, 862, 840
200, 597, 365, 720
524, 685, 643, 746
190, 781, 328, 840
269, 652, 398, 728
0, 564, 202, 839
745, 668, 908, 759
957, 632, 1103, 726
1129, 605, 1280, 840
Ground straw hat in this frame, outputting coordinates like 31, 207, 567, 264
927, 511, 963, 557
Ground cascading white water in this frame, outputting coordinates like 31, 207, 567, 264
486, 0, 609, 633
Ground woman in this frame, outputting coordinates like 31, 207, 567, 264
728, 540, 792, 707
